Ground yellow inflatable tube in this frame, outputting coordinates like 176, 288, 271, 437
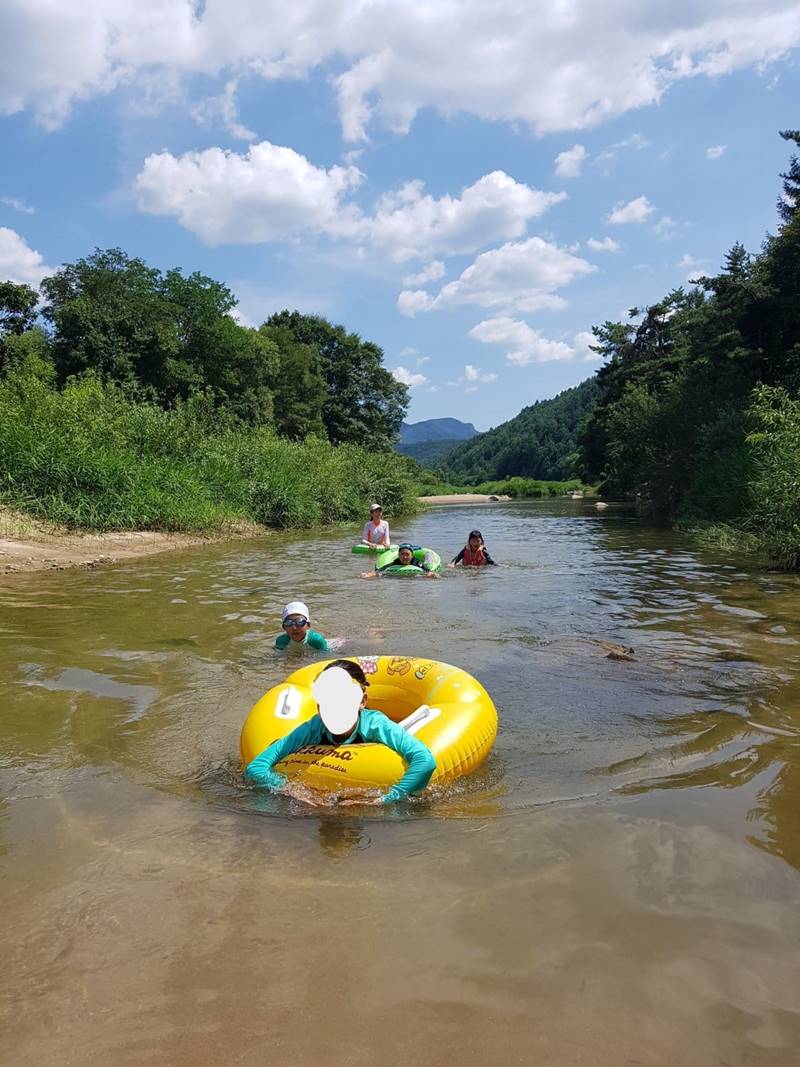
240, 655, 498, 793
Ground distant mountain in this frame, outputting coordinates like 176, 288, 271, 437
398, 418, 478, 445
444, 378, 599, 483
395, 438, 467, 468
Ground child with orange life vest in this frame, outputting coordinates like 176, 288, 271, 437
448, 529, 497, 568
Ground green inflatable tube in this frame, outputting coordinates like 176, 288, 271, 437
351, 543, 394, 555
375, 546, 442, 576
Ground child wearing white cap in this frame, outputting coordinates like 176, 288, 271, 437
360, 503, 390, 550
275, 601, 330, 651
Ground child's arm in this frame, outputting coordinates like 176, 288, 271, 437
362, 712, 436, 803
449, 547, 466, 567
307, 630, 330, 650
483, 548, 497, 565
243, 718, 324, 791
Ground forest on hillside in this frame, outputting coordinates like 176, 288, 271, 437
577, 129, 800, 567
444, 377, 599, 483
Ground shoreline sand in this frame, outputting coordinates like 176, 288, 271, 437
418, 493, 512, 505
0, 508, 258, 577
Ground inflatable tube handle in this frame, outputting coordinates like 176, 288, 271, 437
275, 685, 302, 720
399, 704, 441, 735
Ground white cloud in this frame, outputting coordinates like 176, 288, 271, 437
134, 140, 363, 245
607, 195, 655, 224
0, 227, 53, 286
397, 289, 435, 317
677, 252, 707, 280
369, 172, 566, 262
1, 196, 34, 214
706, 144, 727, 159
191, 79, 256, 141
392, 365, 427, 387
398, 236, 595, 317
464, 363, 497, 383
574, 330, 602, 361
654, 214, 677, 239
555, 144, 587, 178
469, 317, 576, 365
402, 260, 445, 286
134, 149, 563, 260
397, 346, 431, 366
4, 3, 798, 141
596, 131, 651, 163
587, 236, 621, 252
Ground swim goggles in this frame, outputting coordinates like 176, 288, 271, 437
283, 617, 309, 629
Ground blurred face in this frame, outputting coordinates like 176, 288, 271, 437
283, 614, 309, 642
469, 536, 481, 551
398, 547, 414, 565
370, 508, 382, 522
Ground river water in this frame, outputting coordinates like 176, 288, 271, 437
2, 500, 800, 1065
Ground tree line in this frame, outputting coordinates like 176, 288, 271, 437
0, 249, 408, 449
577, 129, 800, 566
0, 249, 420, 532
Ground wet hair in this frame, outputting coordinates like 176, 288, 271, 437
322, 658, 369, 689
468, 530, 484, 541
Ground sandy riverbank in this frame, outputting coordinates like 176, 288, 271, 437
0, 508, 259, 576
418, 493, 512, 505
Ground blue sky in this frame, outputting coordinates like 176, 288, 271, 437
1, 2, 799, 429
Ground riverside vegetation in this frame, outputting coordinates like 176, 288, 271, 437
0, 254, 418, 531
433, 130, 800, 569
0, 251, 585, 536
576, 129, 800, 568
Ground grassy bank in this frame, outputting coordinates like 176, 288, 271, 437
416, 472, 591, 498
0, 357, 420, 532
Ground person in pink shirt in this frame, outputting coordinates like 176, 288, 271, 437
361, 503, 390, 551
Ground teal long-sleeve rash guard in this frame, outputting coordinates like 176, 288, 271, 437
244, 708, 436, 804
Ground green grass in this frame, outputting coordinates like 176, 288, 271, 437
0, 357, 420, 532
417, 474, 591, 498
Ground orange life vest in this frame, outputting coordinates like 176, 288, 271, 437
462, 544, 488, 566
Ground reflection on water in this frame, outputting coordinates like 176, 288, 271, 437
2, 500, 800, 1064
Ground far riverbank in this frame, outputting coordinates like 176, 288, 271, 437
418, 493, 512, 505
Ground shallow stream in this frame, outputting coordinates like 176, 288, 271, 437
2, 500, 800, 1064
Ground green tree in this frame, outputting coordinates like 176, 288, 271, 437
265, 311, 408, 448
0, 281, 47, 373
40, 249, 276, 424
777, 129, 800, 223
0, 281, 39, 336
41, 248, 180, 390
258, 324, 326, 439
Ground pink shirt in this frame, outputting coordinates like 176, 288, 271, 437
362, 518, 390, 545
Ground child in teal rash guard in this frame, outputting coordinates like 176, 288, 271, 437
274, 600, 330, 651
244, 659, 436, 805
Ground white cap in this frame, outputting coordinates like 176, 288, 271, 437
313, 667, 362, 735
282, 600, 309, 622
369, 503, 382, 512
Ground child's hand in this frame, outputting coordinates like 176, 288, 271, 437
447, 562, 456, 568
339, 795, 383, 807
